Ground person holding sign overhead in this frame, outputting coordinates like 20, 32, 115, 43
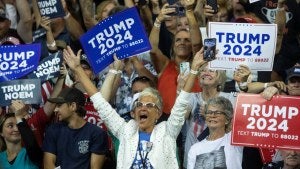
43, 87, 108, 169
62, 45, 204, 168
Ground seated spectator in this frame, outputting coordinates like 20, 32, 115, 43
43, 87, 108, 169
63, 46, 200, 168
187, 96, 243, 169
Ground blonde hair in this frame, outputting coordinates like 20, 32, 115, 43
96, 0, 118, 21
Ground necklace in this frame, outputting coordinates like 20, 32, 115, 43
138, 141, 153, 169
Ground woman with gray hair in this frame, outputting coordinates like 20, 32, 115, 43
63, 46, 198, 169
187, 96, 243, 169
181, 48, 236, 168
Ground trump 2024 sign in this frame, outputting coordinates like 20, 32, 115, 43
80, 7, 151, 74
232, 93, 300, 150
208, 22, 277, 71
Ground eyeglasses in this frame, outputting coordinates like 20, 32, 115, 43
135, 101, 158, 109
205, 110, 226, 116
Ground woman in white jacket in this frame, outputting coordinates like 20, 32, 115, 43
63, 46, 208, 169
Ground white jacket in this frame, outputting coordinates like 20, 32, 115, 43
90, 91, 191, 169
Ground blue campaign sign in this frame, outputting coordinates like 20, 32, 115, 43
0, 79, 42, 106
0, 43, 41, 82
27, 51, 63, 82
37, 0, 65, 19
80, 7, 152, 74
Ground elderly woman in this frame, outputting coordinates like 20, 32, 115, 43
187, 96, 243, 169
181, 48, 236, 168
63, 46, 202, 169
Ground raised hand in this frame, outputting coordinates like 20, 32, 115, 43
63, 46, 81, 70
10, 100, 27, 118
191, 47, 207, 71
234, 64, 251, 83
40, 16, 52, 31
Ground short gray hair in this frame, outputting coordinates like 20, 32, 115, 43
204, 96, 233, 129
138, 87, 163, 111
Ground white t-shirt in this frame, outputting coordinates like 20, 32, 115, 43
187, 132, 243, 169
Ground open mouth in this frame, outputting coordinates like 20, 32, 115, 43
202, 75, 213, 80
139, 114, 148, 122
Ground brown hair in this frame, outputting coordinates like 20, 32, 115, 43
0, 113, 15, 151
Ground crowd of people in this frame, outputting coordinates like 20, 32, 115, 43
0, 0, 300, 168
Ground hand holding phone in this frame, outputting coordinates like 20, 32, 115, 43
166, 4, 185, 16
203, 38, 216, 61
206, 0, 218, 14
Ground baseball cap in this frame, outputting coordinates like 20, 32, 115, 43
48, 87, 85, 106
287, 66, 300, 81
0, 8, 7, 22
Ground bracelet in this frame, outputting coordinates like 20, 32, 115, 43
264, 83, 268, 89
64, 12, 71, 19
155, 18, 161, 24
154, 21, 161, 28
190, 69, 198, 75
108, 69, 122, 75
46, 41, 56, 48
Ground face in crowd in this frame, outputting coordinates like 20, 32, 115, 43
0, 113, 21, 145
205, 104, 228, 131
131, 88, 162, 133
280, 149, 300, 168
287, 76, 300, 96
173, 30, 192, 59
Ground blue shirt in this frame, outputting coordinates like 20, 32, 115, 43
42, 122, 108, 169
0, 148, 38, 169
131, 131, 154, 169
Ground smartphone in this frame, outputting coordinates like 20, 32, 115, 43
167, 5, 185, 16
206, 0, 218, 14
167, 0, 178, 5
203, 38, 217, 61
180, 62, 190, 75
